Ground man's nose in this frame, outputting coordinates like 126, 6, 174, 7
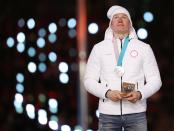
118, 18, 123, 22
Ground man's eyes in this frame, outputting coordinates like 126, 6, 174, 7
113, 16, 127, 19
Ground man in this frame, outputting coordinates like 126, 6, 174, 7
84, 5, 162, 131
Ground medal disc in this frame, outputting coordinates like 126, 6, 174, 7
115, 66, 125, 77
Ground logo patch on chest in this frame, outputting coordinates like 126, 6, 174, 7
130, 50, 138, 57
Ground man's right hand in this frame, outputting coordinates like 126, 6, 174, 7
106, 90, 122, 102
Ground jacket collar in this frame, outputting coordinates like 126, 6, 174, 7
104, 27, 138, 40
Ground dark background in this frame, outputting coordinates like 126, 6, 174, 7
0, 0, 174, 130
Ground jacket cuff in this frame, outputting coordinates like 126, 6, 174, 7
105, 89, 111, 98
137, 91, 142, 100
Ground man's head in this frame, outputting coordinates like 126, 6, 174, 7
107, 5, 132, 35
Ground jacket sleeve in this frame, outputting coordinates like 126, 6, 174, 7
84, 45, 109, 99
139, 44, 162, 100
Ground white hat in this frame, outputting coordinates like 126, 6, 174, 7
107, 5, 132, 26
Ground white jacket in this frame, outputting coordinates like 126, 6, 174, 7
84, 29, 162, 115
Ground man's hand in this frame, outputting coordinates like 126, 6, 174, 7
106, 90, 122, 102
124, 91, 142, 103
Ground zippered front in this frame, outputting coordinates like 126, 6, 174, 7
120, 76, 123, 115
120, 39, 123, 116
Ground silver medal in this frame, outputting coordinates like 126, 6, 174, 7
115, 66, 125, 77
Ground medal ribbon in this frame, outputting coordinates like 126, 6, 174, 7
117, 36, 129, 66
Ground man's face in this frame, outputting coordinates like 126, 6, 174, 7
111, 13, 130, 34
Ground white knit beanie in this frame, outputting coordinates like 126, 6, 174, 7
107, 5, 132, 26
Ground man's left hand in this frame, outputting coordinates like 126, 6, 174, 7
124, 91, 141, 103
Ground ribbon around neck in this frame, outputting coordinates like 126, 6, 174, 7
117, 36, 129, 66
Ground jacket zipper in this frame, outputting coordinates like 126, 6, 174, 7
120, 77, 123, 115
120, 39, 123, 115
